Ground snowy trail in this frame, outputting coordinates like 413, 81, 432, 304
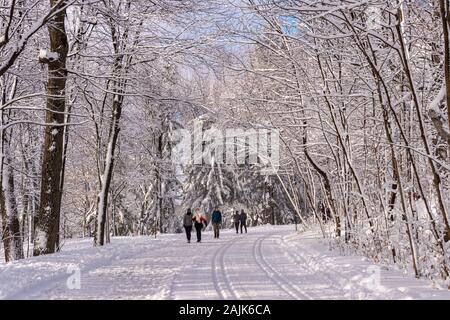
1, 225, 449, 300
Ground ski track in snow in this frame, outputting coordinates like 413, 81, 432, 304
253, 234, 309, 299
1, 225, 450, 300
211, 236, 239, 300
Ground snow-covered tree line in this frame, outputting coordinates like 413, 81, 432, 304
1, 0, 450, 286
0, 0, 299, 264
210, 0, 450, 284
180, 112, 301, 229
0, 0, 225, 259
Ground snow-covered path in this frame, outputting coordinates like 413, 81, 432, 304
0, 225, 449, 300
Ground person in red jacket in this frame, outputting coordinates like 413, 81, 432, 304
192, 207, 207, 242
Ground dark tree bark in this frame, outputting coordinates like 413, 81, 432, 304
33, 0, 69, 256
0, 0, 69, 78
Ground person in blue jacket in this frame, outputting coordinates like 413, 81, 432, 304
211, 206, 222, 239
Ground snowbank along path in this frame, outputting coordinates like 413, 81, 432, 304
0, 225, 449, 299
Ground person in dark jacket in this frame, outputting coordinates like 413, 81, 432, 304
192, 207, 207, 242
233, 210, 240, 234
183, 208, 193, 243
211, 206, 222, 239
240, 209, 247, 234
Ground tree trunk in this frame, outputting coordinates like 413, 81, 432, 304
55, 96, 72, 251
157, 133, 163, 234
0, 138, 24, 262
94, 96, 123, 246
439, 0, 450, 160
33, 0, 68, 256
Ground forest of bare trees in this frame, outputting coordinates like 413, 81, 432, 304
1, 0, 449, 286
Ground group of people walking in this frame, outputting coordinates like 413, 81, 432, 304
233, 210, 247, 234
182, 208, 207, 243
182, 206, 248, 243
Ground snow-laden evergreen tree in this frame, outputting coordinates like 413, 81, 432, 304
182, 116, 238, 217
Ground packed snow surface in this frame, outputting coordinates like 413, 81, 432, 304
1, 225, 449, 300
